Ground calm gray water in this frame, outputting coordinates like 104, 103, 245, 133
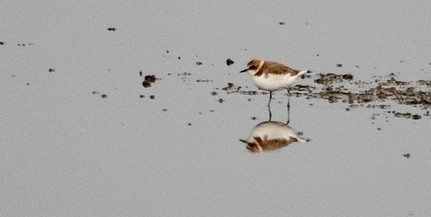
1, 1, 431, 216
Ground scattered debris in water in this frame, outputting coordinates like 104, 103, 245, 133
213, 72, 431, 121
196, 79, 213, 83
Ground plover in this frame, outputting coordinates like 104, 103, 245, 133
240, 59, 310, 122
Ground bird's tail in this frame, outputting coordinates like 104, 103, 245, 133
297, 70, 311, 77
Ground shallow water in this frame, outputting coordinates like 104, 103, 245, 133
1, 1, 431, 217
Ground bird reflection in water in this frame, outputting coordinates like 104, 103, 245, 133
240, 121, 309, 153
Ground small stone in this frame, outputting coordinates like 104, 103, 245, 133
149, 95, 155, 99
107, 27, 117, 31
196, 61, 203, 66
226, 58, 234, 66
139, 95, 145, 98
336, 63, 343, 67
218, 98, 224, 103
211, 91, 218, 96
49, 68, 55, 72
101, 94, 107, 98
187, 123, 192, 126
403, 153, 410, 158
342, 74, 353, 80
279, 21, 286, 25
144, 75, 156, 83
142, 80, 151, 88
412, 114, 421, 120
0, 41, 4, 45
139, 71, 142, 76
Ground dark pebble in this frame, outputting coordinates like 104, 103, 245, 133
187, 123, 192, 126
403, 153, 410, 158
101, 94, 107, 98
49, 68, 55, 72
0, 41, 4, 45
196, 61, 203, 66
142, 80, 151, 88
279, 21, 286, 25
139, 71, 142, 76
412, 114, 421, 120
144, 75, 156, 83
336, 63, 343, 67
226, 58, 234, 66
218, 98, 224, 103
149, 95, 155, 99
211, 91, 218, 96
107, 27, 116, 31
342, 74, 353, 80
139, 95, 145, 98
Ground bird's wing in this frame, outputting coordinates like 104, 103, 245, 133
266, 61, 299, 75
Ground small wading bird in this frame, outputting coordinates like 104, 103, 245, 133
240, 59, 310, 123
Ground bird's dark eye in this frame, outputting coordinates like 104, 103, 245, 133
248, 143, 256, 147
249, 65, 257, 70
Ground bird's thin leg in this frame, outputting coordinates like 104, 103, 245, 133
286, 89, 291, 124
268, 91, 272, 121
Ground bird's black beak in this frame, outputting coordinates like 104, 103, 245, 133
240, 68, 248, 73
